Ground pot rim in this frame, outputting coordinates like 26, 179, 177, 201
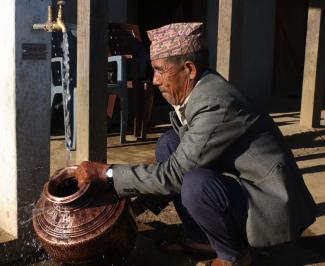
43, 165, 90, 204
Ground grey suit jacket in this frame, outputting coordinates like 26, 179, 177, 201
112, 73, 317, 247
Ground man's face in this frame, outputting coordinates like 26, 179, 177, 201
151, 58, 192, 106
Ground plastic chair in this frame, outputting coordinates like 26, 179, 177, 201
107, 55, 128, 143
107, 23, 154, 142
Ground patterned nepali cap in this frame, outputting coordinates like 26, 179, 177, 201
147, 22, 204, 60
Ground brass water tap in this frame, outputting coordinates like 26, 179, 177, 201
33, 1, 67, 33
53, 1, 67, 33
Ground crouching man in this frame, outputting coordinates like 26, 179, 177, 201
75, 23, 316, 266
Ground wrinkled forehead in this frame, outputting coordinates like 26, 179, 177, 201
150, 57, 179, 71
151, 58, 168, 67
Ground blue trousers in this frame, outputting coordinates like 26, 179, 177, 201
142, 129, 249, 261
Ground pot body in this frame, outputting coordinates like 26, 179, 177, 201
32, 166, 137, 264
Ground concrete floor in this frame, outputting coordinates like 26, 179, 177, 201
5, 97, 325, 265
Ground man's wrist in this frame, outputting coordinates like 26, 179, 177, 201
105, 167, 114, 184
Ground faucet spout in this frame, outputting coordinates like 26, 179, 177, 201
53, 2, 67, 33
32, 1, 67, 33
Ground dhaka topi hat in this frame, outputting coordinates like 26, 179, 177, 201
147, 22, 204, 60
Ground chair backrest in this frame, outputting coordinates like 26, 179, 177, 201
108, 23, 142, 55
108, 23, 149, 82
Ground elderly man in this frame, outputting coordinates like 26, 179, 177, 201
76, 23, 316, 266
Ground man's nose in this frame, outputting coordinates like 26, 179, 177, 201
152, 73, 160, 86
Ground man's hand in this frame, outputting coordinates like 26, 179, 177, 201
75, 161, 111, 188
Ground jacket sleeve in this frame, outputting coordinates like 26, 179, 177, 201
112, 95, 256, 197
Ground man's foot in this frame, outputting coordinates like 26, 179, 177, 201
159, 238, 216, 255
196, 250, 251, 266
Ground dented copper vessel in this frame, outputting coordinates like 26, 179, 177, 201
32, 166, 137, 264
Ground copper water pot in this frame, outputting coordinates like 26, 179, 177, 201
32, 166, 137, 264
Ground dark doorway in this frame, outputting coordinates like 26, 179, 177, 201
273, 0, 308, 98
134, 0, 207, 51
127, 0, 207, 126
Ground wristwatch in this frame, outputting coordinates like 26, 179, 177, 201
105, 167, 114, 185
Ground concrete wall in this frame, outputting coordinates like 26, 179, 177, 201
0, 0, 51, 262
234, 0, 276, 101
53, 0, 126, 25
206, 0, 218, 70
215, 0, 276, 102
109, 0, 127, 23
0, 0, 17, 239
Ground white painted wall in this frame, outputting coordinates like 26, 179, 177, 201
0, 0, 51, 261
0, 0, 17, 238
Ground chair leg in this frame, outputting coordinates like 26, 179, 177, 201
132, 80, 142, 138
107, 93, 128, 144
140, 83, 154, 140
119, 92, 128, 144
107, 95, 117, 119
51, 92, 55, 109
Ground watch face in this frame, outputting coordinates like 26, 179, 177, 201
106, 168, 113, 178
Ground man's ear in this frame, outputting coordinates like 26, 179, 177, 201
184, 61, 197, 80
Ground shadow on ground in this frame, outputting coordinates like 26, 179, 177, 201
284, 129, 325, 150
7, 231, 325, 266
252, 234, 325, 266
127, 222, 325, 266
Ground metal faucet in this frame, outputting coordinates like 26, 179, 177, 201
33, 1, 67, 33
